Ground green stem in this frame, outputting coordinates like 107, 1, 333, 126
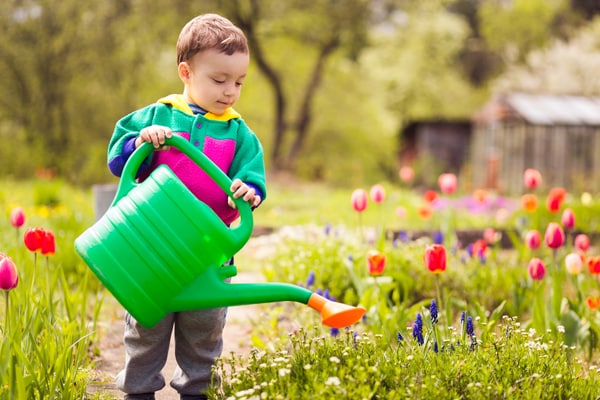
4, 291, 9, 332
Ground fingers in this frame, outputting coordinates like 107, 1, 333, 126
139, 126, 173, 148
228, 180, 261, 208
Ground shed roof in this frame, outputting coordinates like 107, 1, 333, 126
475, 93, 600, 126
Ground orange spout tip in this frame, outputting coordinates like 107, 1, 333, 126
307, 293, 366, 329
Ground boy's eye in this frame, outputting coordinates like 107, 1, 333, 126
213, 78, 225, 84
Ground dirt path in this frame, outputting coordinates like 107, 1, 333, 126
87, 271, 266, 400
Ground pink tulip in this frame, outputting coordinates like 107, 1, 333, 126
438, 173, 458, 195
544, 222, 565, 249
399, 166, 414, 183
369, 184, 386, 204
528, 258, 546, 280
9, 207, 25, 228
574, 234, 590, 252
525, 230, 541, 250
395, 206, 407, 218
0, 254, 18, 291
351, 189, 368, 212
561, 208, 575, 229
565, 252, 583, 275
483, 228, 500, 244
523, 168, 542, 190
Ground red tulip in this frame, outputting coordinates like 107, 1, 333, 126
523, 168, 542, 190
586, 295, 600, 311
438, 173, 458, 195
399, 166, 414, 183
0, 254, 18, 290
10, 207, 25, 228
423, 190, 439, 203
471, 239, 487, 257
561, 208, 575, 229
588, 256, 600, 275
351, 189, 368, 212
574, 234, 590, 252
528, 258, 546, 280
369, 184, 386, 204
525, 230, 541, 250
367, 250, 386, 276
544, 222, 565, 249
425, 244, 447, 274
24, 227, 45, 253
546, 187, 566, 213
41, 230, 56, 256
521, 194, 538, 213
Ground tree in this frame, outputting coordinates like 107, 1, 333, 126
220, 0, 373, 172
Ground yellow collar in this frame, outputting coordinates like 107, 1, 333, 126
158, 94, 241, 121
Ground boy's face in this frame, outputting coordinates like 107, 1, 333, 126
179, 49, 249, 116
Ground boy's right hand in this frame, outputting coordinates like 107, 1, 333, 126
135, 125, 173, 149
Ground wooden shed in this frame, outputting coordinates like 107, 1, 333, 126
470, 93, 600, 193
399, 120, 472, 177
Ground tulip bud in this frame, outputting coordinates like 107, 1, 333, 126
10, 207, 25, 228
369, 184, 385, 204
367, 250, 386, 276
528, 258, 546, 280
438, 173, 458, 195
544, 222, 565, 249
523, 168, 542, 190
41, 230, 56, 256
565, 253, 583, 275
561, 208, 575, 229
351, 189, 368, 212
574, 234, 590, 252
425, 244, 447, 274
525, 230, 541, 250
521, 194, 538, 213
399, 166, 414, 183
24, 227, 46, 253
0, 254, 18, 291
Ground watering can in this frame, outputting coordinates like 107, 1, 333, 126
75, 135, 365, 329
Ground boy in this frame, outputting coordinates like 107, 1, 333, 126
107, 14, 266, 400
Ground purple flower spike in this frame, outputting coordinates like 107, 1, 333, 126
306, 270, 316, 288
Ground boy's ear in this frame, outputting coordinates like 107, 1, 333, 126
178, 62, 191, 82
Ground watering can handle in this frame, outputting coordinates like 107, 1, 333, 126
113, 135, 253, 229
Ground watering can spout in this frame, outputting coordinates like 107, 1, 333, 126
170, 266, 365, 329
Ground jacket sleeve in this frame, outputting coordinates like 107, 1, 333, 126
107, 105, 158, 177
229, 119, 267, 202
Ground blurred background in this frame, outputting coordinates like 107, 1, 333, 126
1, 0, 599, 192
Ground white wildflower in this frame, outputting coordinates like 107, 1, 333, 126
234, 388, 255, 397
329, 356, 341, 364
304, 364, 312, 370
325, 377, 341, 386
557, 325, 565, 333
278, 368, 291, 377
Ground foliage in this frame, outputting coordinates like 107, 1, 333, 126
0, 180, 103, 399
211, 318, 600, 399
1, 1, 599, 185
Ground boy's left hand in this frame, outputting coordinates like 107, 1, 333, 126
228, 179, 261, 209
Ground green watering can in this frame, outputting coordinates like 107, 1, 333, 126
75, 135, 365, 329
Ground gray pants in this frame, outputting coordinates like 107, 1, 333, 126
115, 307, 227, 396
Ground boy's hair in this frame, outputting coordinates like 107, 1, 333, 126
176, 13, 248, 64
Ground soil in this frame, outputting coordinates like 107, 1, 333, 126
86, 236, 274, 400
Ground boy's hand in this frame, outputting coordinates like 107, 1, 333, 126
228, 179, 261, 209
135, 125, 173, 150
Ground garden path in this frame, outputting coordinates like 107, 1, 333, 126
87, 236, 274, 400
